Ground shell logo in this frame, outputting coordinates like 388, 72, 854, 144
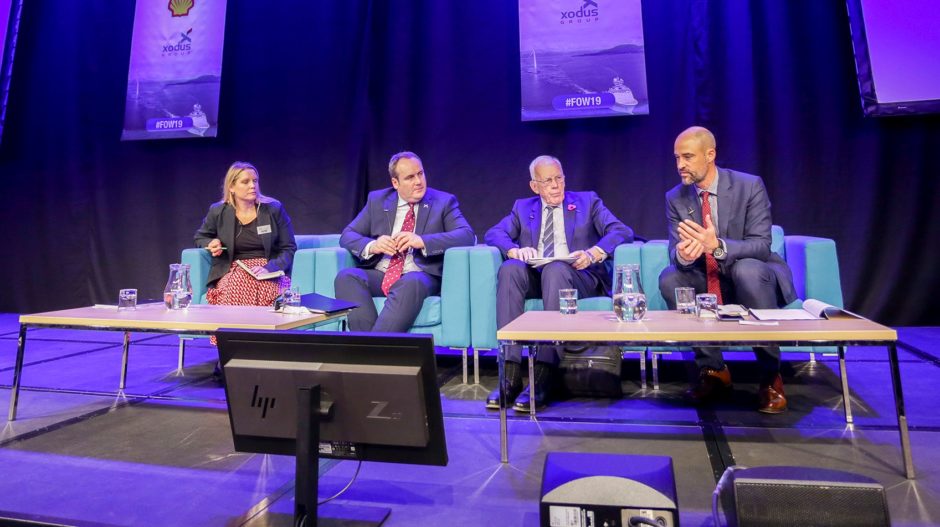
168, 0, 194, 17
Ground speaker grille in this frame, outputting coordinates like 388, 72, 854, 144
735, 482, 889, 527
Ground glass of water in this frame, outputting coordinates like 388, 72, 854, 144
675, 287, 696, 314
695, 293, 718, 318
559, 289, 578, 315
283, 286, 302, 308
621, 292, 647, 321
118, 289, 137, 310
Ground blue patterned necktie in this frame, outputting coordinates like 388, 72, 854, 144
542, 206, 556, 258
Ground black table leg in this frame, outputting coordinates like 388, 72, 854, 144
887, 342, 915, 479
499, 341, 508, 463
7, 324, 27, 421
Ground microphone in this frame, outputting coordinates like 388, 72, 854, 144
687, 206, 695, 217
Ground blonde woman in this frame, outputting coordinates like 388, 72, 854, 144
194, 161, 296, 310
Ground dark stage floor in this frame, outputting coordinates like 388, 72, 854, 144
0, 318, 938, 526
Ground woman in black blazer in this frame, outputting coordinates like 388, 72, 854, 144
194, 161, 297, 309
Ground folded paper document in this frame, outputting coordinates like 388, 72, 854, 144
750, 299, 860, 321
236, 260, 285, 280
528, 256, 578, 268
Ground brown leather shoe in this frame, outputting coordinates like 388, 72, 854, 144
687, 366, 732, 402
758, 374, 787, 414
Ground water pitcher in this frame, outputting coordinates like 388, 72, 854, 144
612, 264, 647, 321
163, 263, 193, 310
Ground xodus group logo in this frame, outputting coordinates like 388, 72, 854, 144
560, 0, 599, 24
162, 28, 193, 56
168, 0, 194, 17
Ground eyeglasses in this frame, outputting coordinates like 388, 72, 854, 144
534, 175, 565, 186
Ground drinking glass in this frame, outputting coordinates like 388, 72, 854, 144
695, 293, 718, 318
559, 289, 578, 315
283, 286, 302, 308
675, 287, 696, 314
118, 289, 137, 310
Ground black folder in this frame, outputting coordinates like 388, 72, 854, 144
296, 293, 358, 314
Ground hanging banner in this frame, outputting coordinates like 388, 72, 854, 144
519, 0, 649, 121
0, 0, 22, 144
122, 0, 227, 140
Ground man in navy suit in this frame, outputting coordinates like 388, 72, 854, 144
659, 126, 797, 413
485, 155, 633, 410
335, 152, 475, 333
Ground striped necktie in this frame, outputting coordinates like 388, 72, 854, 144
541, 206, 556, 258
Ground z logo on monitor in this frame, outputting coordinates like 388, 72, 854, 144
366, 401, 401, 420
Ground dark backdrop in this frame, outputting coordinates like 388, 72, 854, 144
2, 1, 938, 325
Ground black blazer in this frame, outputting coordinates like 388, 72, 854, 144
194, 199, 297, 287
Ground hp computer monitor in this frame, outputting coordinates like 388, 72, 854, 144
216, 329, 447, 467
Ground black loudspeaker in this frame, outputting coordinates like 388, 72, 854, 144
540, 452, 679, 527
716, 466, 890, 527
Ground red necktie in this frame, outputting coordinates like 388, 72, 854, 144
381, 204, 416, 295
700, 192, 723, 304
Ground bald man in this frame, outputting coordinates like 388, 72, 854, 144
659, 126, 797, 413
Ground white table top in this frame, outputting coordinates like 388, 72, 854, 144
19, 302, 339, 333
496, 310, 897, 344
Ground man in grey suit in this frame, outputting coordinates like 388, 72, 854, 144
485, 155, 633, 410
335, 151, 475, 333
659, 126, 797, 413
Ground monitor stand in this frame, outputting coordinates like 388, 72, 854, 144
296, 386, 391, 527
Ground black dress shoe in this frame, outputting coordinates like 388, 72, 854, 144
485, 382, 523, 410
485, 360, 523, 409
513, 363, 552, 412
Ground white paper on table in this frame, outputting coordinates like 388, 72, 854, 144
748, 309, 819, 321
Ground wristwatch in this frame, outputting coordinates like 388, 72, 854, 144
712, 241, 726, 259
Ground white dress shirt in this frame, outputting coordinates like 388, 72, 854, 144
363, 197, 423, 274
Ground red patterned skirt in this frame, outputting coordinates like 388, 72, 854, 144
207, 258, 291, 344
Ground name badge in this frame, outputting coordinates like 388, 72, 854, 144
257, 224, 272, 235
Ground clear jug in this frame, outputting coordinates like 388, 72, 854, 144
163, 263, 193, 310
612, 264, 647, 322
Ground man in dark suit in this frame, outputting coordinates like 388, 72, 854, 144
484, 155, 633, 410
335, 151, 475, 332
659, 126, 797, 413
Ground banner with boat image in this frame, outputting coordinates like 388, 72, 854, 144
121, 0, 227, 140
519, 0, 649, 121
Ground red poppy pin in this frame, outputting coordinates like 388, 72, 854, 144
567, 204, 576, 211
